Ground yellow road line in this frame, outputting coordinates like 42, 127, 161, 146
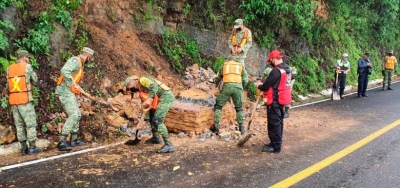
270, 119, 400, 188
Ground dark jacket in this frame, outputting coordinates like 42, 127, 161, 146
358, 58, 371, 75
258, 63, 291, 105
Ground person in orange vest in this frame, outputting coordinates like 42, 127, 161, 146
228, 18, 253, 65
6, 50, 41, 155
124, 75, 175, 153
55, 47, 95, 151
382, 50, 397, 90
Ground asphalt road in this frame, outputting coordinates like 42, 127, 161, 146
1, 83, 400, 188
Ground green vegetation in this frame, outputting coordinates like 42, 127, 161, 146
161, 28, 204, 74
0, 20, 15, 51
1, 96, 8, 109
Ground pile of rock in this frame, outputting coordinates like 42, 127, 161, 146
183, 63, 217, 93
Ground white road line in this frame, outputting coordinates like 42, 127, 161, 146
0, 141, 124, 171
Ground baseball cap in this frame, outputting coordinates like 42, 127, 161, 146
16, 50, 33, 58
234, 19, 243, 29
267, 50, 284, 62
124, 75, 139, 87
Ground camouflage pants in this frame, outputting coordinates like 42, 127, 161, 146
149, 90, 175, 144
58, 91, 81, 136
214, 84, 244, 125
11, 102, 37, 142
383, 69, 394, 87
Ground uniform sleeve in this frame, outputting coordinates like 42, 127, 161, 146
26, 64, 38, 84
242, 29, 253, 53
241, 66, 249, 89
139, 77, 158, 98
60, 57, 80, 87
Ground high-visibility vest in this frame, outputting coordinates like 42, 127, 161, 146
222, 60, 243, 83
385, 56, 396, 69
337, 60, 350, 71
8, 62, 30, 105
56, 57, 84, 94
263, 67, 292, 106
231, 27, 249, 48
137, 80, 160, 109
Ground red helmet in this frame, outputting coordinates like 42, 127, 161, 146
267, 50, 284, 62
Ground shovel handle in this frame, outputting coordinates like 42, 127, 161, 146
136, 106, 152, 130
247, 90, 262, 130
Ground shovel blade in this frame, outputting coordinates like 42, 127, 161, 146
237, 133, 254, 147
331, 89, 340, 100
125, 138, 141, 145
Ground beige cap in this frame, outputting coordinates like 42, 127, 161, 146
16, 50, 33, 58
234, 19, 243, 29
342, 53, 349, 57
82, 47, 95, 56
124, 75, 139, 87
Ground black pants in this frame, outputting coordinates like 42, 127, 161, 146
357, 73, 369, 95
267, 105, 284, 150
334, 74, 346, 96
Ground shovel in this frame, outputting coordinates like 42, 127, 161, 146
81, 91, 111, 107
125, 106, 151, 145
331, 72, 341, 100
237, 90, 262, 147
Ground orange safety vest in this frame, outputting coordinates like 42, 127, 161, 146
8, 62, 30, 105
56, 57, 84, 94
385, 56, 396, 69
231, 27, 249, 48
222, 60, 243, 83
137, 80, 160, 109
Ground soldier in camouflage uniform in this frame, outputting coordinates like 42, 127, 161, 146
211, 57, 249, 135
228, 19, 253, 65
124, 75, 175, 153
55, 47, 95, 151
262, 60, 296, 118
7, 50, 41, 155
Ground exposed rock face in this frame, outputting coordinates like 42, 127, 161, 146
0, 6, 21, 55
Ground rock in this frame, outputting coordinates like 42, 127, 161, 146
207, 67, 216, 78
219, 131, 231, 142
196, 81, 210, 92
107, 126, 117, 132
83, 133, 93, 142
202, 69, 210, 79
105, 114, 127, 128
0, 126, 16, 144
45, 122, 58, 134
112, 82, 125, 93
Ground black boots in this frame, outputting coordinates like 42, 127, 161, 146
157, 143, 175, 153
28, 141, 41, 154
145, 136, 161, 144
21, 141, 42, 155
238, 124, 245, 135
71, 139, 87, 147
210, 123, 220, 134
261, 143, 281, 153
20, 141, 28, 155
57, 140, 72, 151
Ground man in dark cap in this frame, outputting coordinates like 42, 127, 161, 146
357, 53, 372, 97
